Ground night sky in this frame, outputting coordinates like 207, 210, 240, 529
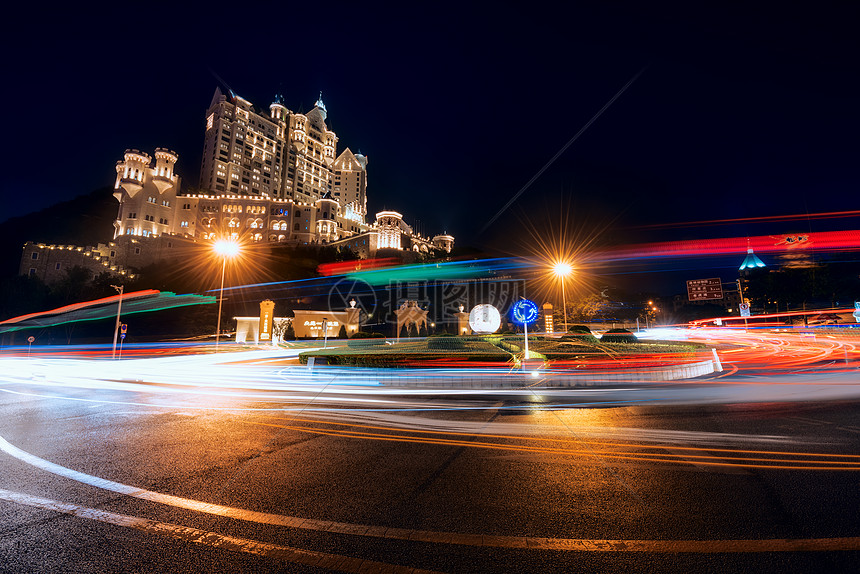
4, 5, 858, 276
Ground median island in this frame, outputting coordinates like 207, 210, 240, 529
298, 328, 707, 369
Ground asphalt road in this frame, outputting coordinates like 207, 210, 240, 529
1, 332, 859, 573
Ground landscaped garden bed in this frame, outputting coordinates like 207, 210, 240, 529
298, 333, 707, 368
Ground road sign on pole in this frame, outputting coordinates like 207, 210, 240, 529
511, 299, 540, 371
739, 303, 750, 317
686, 278, 723, 301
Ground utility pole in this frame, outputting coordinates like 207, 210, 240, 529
110, 285, 124, 359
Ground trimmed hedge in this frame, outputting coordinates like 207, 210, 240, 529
299, 352, 509, 367
427, 336, 466, 350
560, 333, 600, 344
347, 338, 387, 348
350, 331, 385, 339
599, 328, 638, 343
567, 325, 593, 335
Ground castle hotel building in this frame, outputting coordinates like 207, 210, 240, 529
112, 89, 453, 258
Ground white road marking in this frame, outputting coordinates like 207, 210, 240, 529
0, 488, 436, 573
2, 434, 859, 552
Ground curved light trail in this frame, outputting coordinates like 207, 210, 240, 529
1, 326, 859, 565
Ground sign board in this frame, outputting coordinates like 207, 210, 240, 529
739, 303, 750, 317
511, 299, 539, 325
259, 300, 275, 341
27, 336, 35, 343
687, 278, 723, 301
542, 302, 554, 334
854, 302, 860, 324
120, 324, 127, 333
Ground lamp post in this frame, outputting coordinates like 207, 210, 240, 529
553, 262, 572, 334
213, 240, 240, 352
110, 284, 124, 359
322, 318, 329, 348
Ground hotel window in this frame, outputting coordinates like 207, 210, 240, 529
31, 252, 39, 260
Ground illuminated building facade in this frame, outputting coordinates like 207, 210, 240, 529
110, 89, 452, 259
113, 149, 181, 239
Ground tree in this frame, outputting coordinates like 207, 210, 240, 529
399, 324, 408, 339
51, 266, 93, 307
418, 322, 428, 337
337, 324, 347, 339
565, 293, 610, 322
0, 274, 50, 321
273, 318, 293, 341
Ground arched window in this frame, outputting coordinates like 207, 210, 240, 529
228, 218, 239, 228
279, 221, 288, 231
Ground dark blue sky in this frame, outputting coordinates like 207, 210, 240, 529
3, 3, 859, 257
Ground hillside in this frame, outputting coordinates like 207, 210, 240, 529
0, 187, 117, 278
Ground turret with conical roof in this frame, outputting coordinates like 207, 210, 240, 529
739, 246, 766, 272
314, 91, 327, 122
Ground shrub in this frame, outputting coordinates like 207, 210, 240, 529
348, 331, 385, 347
350, 331, 373, 339
567, 325, 593, 335
347, 338, 387, 348
599, 328, 638, 343
560, 333, 599, 344
427, 336, 466, 350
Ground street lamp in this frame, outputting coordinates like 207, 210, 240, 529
213, 239, 240, 352
552, 262, 573, 334
110, 284, 124, 359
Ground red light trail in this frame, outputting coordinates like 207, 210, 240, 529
596, 230, 860, 263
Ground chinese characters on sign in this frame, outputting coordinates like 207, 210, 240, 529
686, 278, 724, 301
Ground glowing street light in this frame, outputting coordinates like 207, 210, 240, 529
213, 239, 241, 351
552, 261, 573, 334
